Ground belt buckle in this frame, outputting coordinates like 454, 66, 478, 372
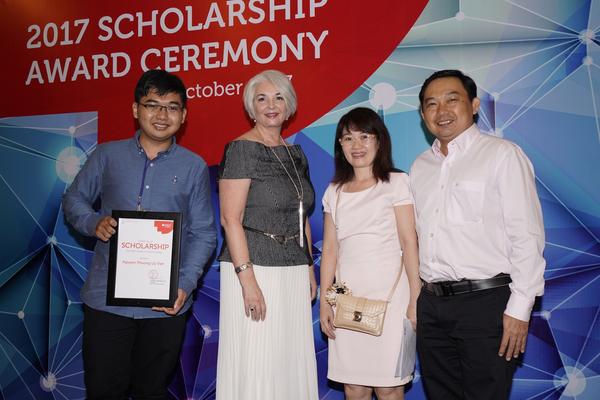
272, 234, 286, 245
440, 282, 455, 296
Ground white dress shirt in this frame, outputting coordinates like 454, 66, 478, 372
409, 124, 545, 321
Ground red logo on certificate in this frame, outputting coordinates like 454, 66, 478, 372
154, 220, 174, 234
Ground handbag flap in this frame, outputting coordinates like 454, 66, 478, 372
336, 294, 388, 317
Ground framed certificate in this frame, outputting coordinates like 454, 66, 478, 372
107, 210, 181, 307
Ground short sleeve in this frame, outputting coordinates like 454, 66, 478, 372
322, 183, 337, 214
391, 172, 413, 206
218, 141, 259, 179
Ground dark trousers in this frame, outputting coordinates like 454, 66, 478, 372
417, 285, 518, 400
83, 305, 187, 400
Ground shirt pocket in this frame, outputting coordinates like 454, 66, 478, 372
447, 180, 485, 224
151, 172, 189, 211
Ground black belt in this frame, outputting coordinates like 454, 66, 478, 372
243, 226, 300, 245
422, 274, 511, 296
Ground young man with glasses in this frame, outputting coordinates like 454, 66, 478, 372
63, 69, 216, 399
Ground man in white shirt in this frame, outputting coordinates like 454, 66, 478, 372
410, 69, 546, 400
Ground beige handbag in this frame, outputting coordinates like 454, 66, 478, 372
333, 293, 390, 336
330, 184, 402, 336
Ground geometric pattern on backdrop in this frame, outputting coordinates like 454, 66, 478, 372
302, 0, 600, 398
1, 0, 599, 399
0, 112, 96, 400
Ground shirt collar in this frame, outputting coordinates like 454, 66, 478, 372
431, 123, 480, 158
133, 130, 177, 158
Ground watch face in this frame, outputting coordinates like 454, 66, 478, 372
235, 263, 249, 274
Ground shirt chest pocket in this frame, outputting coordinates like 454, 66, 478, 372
151, 174, 189, 208
447, 180, 485, 224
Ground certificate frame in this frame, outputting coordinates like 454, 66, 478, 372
107, 210, 181, 308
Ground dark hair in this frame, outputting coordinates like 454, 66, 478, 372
134, 69, 187, 108
418, 69, 477, 111
332, 107, 395, 185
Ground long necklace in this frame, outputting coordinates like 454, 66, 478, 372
268, 136, 305, 247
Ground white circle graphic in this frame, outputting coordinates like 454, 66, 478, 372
56, 146, 86, 184
40, 373, 57, 392
554, 366, 586, 397
369, 82, 397, 111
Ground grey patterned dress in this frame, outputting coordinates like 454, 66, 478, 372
218, 140, 315, 266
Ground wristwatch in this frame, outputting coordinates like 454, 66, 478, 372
234, 262, 253, 274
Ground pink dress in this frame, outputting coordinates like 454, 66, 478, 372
322, 172, 413, 387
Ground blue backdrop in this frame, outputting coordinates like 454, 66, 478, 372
1, 1, 599, 399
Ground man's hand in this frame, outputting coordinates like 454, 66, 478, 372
152, 289, 187, 316
498, 313, 529, 361
95, 216, 117, 241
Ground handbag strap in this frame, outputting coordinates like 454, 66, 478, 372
333, 183, 402, 303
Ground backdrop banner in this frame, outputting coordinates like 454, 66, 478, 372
1, 1, 599, 399
1, 0, 426, 164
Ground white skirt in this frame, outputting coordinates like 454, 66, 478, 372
216, 262, 318, 400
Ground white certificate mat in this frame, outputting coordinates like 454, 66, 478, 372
107, 211, 181, 307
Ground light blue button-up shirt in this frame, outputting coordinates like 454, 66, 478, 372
63, 131, 216, 318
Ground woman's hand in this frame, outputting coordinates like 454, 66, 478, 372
240, 276, 266, 321
309, 265, 317, 301
406, 301, 417, 331
320, 303, 336, 339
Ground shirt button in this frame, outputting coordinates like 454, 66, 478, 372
150, 163, 154, 167
145, 185, 150, 189
435, 208, 439, 213
430, 233, 434, 238
441, 185, 445, 189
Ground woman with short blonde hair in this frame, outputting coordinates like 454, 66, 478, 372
216, 69, 318, 400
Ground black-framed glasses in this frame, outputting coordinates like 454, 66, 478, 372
139, 102, 183, 114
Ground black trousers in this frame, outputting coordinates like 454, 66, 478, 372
417, 285, 518, 400
83, 305, 187, 400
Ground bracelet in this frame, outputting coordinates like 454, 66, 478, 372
234, 262, 253, 274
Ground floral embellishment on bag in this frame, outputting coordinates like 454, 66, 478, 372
324, 282, 352, 306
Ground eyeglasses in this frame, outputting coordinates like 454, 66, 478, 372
139, 102, 183, 114
339, 133, 377, 146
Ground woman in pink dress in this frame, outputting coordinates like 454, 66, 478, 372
320, 107, 421, 399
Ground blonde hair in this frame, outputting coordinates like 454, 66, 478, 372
243, 70, 297, 120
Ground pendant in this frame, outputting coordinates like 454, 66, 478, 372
299, 200, 304, 247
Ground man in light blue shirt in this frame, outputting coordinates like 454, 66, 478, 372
63, 69, 216, 399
